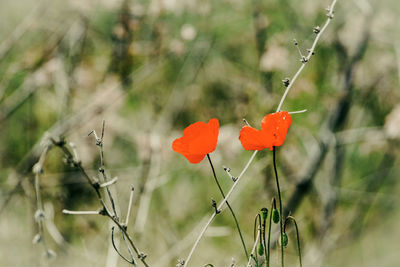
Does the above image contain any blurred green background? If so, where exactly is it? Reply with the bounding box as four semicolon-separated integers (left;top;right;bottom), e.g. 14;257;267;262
1;0;400;266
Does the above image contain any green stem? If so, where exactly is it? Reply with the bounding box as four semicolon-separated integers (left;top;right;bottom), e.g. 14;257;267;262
266;198;275;267
284;216;302;267
262;211;267;261
273;147;284;267
253;213;261;262
207;154;249;261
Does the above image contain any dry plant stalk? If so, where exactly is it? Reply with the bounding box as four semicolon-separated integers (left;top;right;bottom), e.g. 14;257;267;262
53;120;149;266
32;140;56;263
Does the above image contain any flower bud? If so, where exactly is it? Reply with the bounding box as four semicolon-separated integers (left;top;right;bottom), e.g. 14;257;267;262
272;209;280;224
261;208;268;221
280;232;288;247
257;243;264;256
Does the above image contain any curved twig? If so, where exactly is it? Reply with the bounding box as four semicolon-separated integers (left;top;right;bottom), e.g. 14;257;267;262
111;226;136;265
284;216;302;267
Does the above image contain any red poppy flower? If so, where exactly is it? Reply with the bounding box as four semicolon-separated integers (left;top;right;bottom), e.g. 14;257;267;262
172;118;219;164
239;111;292;151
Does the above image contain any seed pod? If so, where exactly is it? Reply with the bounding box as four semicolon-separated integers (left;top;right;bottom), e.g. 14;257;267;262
313;26;321;34
272;209;280;224
280;232;288;247
261;208;268;222
282;78;290;87
257;243;264;256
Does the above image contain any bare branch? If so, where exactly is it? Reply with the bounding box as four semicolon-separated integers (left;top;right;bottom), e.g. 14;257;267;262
62;210;100;215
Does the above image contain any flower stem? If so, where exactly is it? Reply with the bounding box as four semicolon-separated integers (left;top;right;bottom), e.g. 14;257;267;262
284;216;302;267
266;198;275;267
273;147;284;267
207;154;249;260
253;214;261;262
262;211;267;261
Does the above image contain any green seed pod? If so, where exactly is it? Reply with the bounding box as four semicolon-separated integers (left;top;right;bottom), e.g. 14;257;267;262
272;209;280;224
261;208;268;221
280;232;288;247
257;243;264;256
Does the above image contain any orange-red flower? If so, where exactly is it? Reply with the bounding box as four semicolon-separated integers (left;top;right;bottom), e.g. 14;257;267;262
239;111;292;151
172;118;219;163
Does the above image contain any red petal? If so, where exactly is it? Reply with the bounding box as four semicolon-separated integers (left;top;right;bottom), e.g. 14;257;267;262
207;118;219;140
183;154;207;164
182;121;207;140
172;118;219;164
188;118;219;155
172;137;187;154
239;126;268;151
261;111;292;148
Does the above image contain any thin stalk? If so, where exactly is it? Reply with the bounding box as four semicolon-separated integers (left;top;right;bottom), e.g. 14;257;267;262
63;210;100;215
276;0;338;112
207;154;249;260
284;216;302;267
52;139;149;267
266;198;275;267
125;185;135;225
273;147;284;267
253;214;261;262
183;151;258;267
32;144;52;259
95;120;118;217
91;122;135;261
247;217;261;267
111;227;136;265
261;211;267;261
